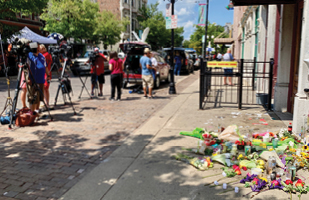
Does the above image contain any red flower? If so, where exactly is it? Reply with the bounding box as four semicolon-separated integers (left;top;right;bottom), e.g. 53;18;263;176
285;180;293;185
271;180;280;186
252;178;259;185
235;170;241;175
295;182;304;187
295;179;304;187
242;166;248;171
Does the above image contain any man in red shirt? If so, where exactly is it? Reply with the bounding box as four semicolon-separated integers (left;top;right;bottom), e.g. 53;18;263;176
85;48;107;97
40;44;52;108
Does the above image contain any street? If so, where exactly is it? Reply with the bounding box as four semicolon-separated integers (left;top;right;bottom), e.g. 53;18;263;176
0;71;197;199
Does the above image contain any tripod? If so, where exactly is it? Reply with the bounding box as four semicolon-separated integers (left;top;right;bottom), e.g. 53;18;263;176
0;34;13;119
9;59;53;129
53;57;76;115
77;71;92;99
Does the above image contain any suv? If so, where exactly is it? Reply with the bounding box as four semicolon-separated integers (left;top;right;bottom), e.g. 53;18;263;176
121;42;170;89
71;50;109;76
163;48;194;74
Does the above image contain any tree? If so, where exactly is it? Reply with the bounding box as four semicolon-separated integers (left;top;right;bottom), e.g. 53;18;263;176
183;40;190;48
137;3;184;50
0;0;48;40
188;23;227;55
40;0;98;42
93;11;128;49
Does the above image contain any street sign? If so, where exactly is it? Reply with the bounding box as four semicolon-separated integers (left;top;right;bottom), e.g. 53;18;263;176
166;16;171;29
166;15;177;29
166;3;171;17
202;35;205;43
171;15;177;29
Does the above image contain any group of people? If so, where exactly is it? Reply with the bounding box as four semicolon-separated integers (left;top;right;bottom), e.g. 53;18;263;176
84;48;124;101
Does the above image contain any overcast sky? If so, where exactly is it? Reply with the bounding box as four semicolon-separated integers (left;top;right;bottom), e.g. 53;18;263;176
147;0;234;40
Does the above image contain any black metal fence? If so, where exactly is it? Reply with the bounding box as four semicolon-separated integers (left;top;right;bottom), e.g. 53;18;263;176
199;58;274;110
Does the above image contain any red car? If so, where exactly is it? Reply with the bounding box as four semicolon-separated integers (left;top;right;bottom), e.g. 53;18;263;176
120;42;170;89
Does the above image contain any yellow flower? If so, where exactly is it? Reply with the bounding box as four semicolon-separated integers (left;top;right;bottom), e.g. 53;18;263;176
290;148;296;153
238;154;243;160
260;177;268;183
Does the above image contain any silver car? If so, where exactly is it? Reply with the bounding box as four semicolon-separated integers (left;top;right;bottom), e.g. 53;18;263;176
72;50;109;75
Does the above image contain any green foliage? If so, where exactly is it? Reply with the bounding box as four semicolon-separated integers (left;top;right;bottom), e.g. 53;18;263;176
221;167;237;177
187;23;227;55
94;11;128;49
137;3;184;50
183;40;190;48
41;0;127;48
0;0;48;40
41;0;98;42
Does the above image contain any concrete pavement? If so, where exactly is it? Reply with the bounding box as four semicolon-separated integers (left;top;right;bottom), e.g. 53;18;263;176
0;71;193;200
61;74;300;200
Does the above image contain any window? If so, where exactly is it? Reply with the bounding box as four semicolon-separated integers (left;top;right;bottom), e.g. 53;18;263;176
131;0;134;7
124;0;128;4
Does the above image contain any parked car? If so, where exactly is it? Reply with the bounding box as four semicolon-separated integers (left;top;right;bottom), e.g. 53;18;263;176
186;49;199;70
120;42;170;89
163;47;194;74
71;50;109;76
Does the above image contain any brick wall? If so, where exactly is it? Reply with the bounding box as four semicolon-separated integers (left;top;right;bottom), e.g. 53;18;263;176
97;0;121;18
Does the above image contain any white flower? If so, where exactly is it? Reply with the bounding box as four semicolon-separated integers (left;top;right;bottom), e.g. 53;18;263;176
222;172;227;177
214;181;219;185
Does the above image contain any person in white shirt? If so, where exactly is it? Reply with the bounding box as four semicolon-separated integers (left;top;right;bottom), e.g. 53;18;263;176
222;48;235;86
150;52;158;80
217;52;222;61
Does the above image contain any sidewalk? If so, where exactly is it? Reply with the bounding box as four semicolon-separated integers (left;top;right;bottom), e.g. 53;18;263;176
61;77;299;200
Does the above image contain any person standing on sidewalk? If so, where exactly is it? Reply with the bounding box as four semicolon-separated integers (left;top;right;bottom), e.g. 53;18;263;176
150;52;157;82
109;51;123;101
223;48;235;86
140;48;155;99
39;44;52;109
174;52;183;76
85;48;107;97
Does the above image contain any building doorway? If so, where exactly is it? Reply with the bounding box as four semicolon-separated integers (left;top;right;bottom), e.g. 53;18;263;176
287;0;303;113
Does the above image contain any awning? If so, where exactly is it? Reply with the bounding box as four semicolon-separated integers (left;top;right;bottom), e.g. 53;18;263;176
232;0;296;6
12;26;57;44
214;38;234;44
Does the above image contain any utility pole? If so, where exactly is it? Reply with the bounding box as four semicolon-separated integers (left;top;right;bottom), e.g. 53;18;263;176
130;0;132;41
168;0;176;94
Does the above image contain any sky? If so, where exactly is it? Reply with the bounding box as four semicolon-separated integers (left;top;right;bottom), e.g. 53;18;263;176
147;0;234;40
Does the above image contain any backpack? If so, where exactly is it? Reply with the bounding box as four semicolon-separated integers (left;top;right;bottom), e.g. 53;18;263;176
61;77;72;94
15;108;37;127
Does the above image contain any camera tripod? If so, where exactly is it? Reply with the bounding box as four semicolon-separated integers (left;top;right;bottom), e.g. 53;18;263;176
0;34;13;121
9;60;53;129
53;57;76;115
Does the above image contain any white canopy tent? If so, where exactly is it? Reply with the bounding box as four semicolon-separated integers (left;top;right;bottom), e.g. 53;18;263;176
12;26;57;44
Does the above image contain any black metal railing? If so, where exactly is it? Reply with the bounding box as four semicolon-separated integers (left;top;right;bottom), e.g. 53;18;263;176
200;58;274;110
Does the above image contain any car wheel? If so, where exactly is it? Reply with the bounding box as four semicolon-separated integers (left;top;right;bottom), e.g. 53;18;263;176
154;76;160;89
123;81;127;89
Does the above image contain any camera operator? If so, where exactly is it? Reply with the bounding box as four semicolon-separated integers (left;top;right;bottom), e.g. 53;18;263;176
27;43;47;114
39;44;52;109
84;48;107;97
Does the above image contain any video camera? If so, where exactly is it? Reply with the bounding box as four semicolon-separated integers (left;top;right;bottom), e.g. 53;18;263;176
89;51;99;63
48;44;72;57
10;37;32;58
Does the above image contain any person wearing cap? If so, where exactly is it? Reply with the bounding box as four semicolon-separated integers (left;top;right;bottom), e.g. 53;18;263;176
85;47;107;96
140;48;155;99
